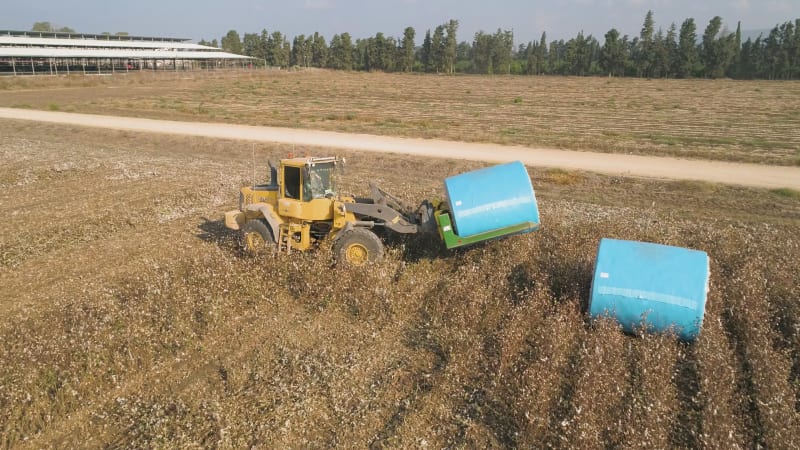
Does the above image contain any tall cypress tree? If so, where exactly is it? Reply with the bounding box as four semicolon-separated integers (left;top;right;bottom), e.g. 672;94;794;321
666;23;679;78
444;20;459;74
677;18;698;78
701;16;735;78
701;16;722;77
652;28;670;77
538;31;548;74
638;10;655;77
431;25;445;73
421;30;433;72
401;27;415;72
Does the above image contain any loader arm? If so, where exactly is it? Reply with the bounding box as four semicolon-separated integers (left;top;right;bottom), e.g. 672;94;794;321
343;202;420;234
369;183;417;216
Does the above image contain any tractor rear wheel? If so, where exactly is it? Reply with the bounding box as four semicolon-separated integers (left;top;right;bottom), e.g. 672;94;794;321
241;219;274;255
334;228;384;266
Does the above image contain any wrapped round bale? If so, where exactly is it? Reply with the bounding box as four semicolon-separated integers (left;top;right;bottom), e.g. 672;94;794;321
589;238;710;342
444;161;539;237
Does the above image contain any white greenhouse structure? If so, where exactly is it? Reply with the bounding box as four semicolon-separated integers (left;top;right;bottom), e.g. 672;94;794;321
0;30;253;76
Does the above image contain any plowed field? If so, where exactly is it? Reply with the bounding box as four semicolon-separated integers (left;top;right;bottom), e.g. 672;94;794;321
1;118;798;448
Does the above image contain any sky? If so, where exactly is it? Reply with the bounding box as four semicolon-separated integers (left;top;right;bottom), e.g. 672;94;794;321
4;0;797;44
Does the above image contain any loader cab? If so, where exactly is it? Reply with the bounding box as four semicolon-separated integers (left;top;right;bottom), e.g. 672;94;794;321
280;157;338;202
278;157;340;220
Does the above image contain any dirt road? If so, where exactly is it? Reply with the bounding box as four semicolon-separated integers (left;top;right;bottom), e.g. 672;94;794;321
2;107;799;190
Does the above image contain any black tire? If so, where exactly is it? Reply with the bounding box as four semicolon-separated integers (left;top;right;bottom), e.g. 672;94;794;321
241;219;274;255
333;228;384;266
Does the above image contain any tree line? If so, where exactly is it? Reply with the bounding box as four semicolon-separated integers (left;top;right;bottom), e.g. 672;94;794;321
200;11;797;80
30;22;130;37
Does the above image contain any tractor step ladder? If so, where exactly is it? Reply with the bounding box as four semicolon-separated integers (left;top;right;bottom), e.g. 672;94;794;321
277;224;291;254
277;223;304;254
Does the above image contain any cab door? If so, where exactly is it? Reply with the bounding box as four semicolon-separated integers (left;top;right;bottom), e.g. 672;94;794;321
281;165;302;201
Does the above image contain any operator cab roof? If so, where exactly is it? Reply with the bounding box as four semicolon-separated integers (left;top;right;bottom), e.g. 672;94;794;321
282;156;339;167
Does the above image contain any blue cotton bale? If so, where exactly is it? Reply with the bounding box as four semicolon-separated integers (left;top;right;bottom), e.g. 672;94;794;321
589;238;710;342
444;161;540;238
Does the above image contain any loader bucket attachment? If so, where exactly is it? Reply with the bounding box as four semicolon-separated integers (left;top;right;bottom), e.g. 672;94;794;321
435;211;539;249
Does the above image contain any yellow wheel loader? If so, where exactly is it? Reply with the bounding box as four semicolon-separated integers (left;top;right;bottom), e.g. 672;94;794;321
224;156;434;266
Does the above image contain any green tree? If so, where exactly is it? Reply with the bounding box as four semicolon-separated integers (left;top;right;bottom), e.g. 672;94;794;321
637;10;656;77
793;19;800;78
738;37;760;79
701;16;722;76
371;33;385;71
444;20;459;74
537;31;548;74
763;26;782;79
353;38;369;70
282;40;292;68
363;33;396;72
259;29;269;57
32;21;53;32
729;21;742;77
778;21;796;79
565;31;593;76
311;32;328;68
221;30;243;55
493;29;514;74
266;31;289;67
651;28;670;77
455;40;473;73
431;25;446;72
243;32;264;60
420;30;433;72
665;23;679;78
473;31;493;74
701;16;736;78
600;28;627;76
471;29;514;74
763;21;797;79
401;27;416;72
524;41;538;75
549;39;566;74
329;33;353;70
291;34;309;66
677;18;698;78
344;33;356;70
32;22;75;33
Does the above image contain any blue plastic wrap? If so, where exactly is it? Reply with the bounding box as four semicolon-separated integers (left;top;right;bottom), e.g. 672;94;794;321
589;238;710;341
444;161;539;237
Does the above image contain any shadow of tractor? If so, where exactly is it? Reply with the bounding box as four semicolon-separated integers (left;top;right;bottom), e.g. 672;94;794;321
196;217;240;253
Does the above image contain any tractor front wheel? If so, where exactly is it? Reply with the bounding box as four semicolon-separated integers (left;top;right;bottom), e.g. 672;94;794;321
333;228;384;266
241;220;274;255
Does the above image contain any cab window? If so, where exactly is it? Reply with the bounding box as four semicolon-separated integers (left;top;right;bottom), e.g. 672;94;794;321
303;163;336;201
